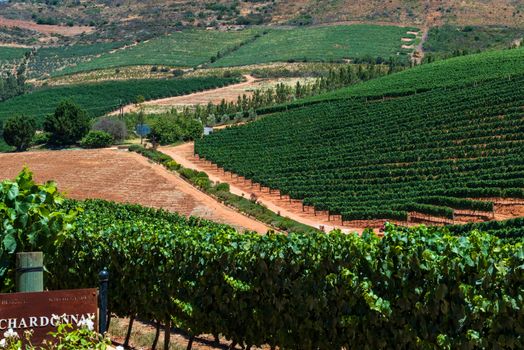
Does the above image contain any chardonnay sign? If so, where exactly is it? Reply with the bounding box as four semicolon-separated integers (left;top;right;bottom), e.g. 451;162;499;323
0;289;97;344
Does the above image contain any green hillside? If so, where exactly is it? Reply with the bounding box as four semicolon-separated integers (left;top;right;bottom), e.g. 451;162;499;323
302;47;524;102
0;76;237;125
195;48;524;222
29;41;129;78
54;30;260;76
0;46;29;62
211;25;416;67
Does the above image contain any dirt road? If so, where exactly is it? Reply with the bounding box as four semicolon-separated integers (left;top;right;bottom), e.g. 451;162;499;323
0;149;269;233
108;75;313;115
109;75;258;115
161;143;362;234
161;143;524;233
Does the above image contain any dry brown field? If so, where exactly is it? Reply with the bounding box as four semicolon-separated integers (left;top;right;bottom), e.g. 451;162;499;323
0;148;269;233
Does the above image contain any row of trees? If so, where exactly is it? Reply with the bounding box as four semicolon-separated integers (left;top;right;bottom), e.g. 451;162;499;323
1;100;125;151
2;99;206;152
180;63;392;126
2;100;91;151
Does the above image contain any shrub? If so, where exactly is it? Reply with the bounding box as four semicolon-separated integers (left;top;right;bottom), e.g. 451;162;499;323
215;182;230;192
2;115;36;151
31;132;50;146
92;117;127;142
165;160;181;171
80;131;113;149
43;100;90;146
149;115;182;145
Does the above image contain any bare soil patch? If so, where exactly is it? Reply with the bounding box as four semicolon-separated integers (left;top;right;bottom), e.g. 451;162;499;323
109;75;315;115
110;317;271;350
0;149;269;233
0;16;93;36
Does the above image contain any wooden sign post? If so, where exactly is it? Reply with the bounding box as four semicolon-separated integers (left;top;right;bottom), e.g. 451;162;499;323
0;289;98;344
16;252;44;292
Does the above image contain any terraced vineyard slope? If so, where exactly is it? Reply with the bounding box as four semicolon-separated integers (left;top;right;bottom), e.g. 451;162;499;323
196;48;524;224
28;41;129;78
54;30;261;76
210;25;416;67
298;47;524;103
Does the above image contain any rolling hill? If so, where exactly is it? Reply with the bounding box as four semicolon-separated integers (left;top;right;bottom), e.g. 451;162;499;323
195;47;524;223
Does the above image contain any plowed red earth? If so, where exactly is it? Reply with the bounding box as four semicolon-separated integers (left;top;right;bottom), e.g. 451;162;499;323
0;149;269;233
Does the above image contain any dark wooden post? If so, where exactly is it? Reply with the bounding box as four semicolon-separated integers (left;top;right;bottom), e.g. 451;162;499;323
98;268;109;334
16;252;43;292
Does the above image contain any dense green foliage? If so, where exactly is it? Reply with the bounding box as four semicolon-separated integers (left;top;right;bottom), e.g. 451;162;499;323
304;47;524;102
0;169;75;292
149;113;203;145
56;30;260;75
40;198;523;349
2;115;36;151
80;130;113;149
423;25;524;62
44;100;90;146
0;140;11;152
0;77;238;126
0;46;29;62
448;217;524;244
196;69;524;221
211;25;415;67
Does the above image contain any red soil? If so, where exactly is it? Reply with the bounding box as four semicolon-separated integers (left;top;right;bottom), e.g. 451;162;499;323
0;149;269;233
0;16;93;37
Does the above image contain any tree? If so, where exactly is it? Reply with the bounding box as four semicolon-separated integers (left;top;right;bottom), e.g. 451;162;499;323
2;115;36;152
43;100;90;146
93;117;127;142
80;130;113;149
148;114;182;145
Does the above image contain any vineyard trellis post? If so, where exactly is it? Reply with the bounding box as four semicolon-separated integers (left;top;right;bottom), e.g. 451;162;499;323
98;268;109;334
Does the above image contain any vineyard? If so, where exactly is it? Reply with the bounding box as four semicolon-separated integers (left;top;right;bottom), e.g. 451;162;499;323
28;41;129;78
29;25;416;78
448;217;524;244
41;198;523;349
0;46;29;73
0;76;238;125
209;25;416;67
301;47;524;102
0;46;29;62
54;30;261;76
195;49;524;223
